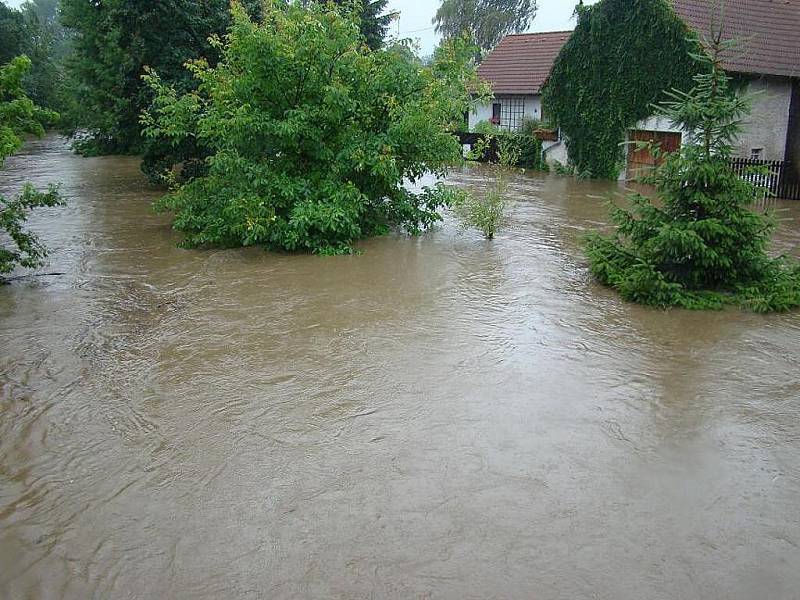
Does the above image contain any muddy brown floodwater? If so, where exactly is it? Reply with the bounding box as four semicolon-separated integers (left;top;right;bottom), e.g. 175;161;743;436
1;136;800;599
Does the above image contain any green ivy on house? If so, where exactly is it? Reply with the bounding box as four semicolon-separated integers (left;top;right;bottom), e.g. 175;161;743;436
542;0;701;179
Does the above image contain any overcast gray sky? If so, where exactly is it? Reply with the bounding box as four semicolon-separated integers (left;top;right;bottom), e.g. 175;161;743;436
2;0;592;55
389;0;593;55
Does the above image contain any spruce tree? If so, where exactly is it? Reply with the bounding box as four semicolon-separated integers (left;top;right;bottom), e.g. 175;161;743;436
331;0;393;50
586;36;800;312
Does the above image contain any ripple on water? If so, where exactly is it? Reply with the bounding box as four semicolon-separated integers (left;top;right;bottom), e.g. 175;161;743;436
1;137;800;599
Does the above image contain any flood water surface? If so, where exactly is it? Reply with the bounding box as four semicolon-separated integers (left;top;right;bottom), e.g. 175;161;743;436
2;137;800;599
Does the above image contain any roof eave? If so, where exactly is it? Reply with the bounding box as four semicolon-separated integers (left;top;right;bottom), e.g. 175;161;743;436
490;88;541;96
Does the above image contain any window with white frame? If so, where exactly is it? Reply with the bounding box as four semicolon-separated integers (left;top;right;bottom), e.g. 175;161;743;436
498;96;525;132
750;148;763;161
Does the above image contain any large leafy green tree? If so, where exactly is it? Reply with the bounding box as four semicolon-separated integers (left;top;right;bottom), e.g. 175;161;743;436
1;56;63;278
542;0;700;179
0;1;74;116
321;0;394;50
20;0;70;61
585;37;800;312
0;3;27;65
433;0;537;52
294;1;395;50
142;1;482;254
17;0;73;115
60;0;262;156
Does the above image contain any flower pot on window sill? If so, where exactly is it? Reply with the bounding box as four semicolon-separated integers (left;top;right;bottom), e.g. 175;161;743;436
534;128;559;142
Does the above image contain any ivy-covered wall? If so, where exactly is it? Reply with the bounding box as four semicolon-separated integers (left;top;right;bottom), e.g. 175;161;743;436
541;0;701;179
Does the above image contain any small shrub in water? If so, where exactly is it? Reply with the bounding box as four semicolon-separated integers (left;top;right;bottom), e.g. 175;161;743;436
452;143;517;240
551;160;574;176
450;177;510;240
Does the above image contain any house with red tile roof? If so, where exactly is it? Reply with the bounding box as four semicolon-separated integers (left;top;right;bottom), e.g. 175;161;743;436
629;0;800;185
467;31;571;132
471;0;800;190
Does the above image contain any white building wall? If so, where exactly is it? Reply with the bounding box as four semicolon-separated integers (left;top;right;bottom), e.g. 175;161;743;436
634;115;682;133
543;140;568;165
735;76;792;161
629;76;793;162
524;95;543;122
469;94;542;131
469;101;494;130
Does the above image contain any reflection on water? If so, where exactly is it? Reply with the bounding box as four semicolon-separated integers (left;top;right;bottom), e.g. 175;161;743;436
1;137;799;599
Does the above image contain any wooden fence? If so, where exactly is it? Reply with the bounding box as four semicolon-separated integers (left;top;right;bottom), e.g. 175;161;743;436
454;139;800;200
729;158;800;200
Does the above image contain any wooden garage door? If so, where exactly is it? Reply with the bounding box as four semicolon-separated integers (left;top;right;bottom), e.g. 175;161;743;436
627;130;682;179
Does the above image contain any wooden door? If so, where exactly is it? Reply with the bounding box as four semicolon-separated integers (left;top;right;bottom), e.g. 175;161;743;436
627;130;682;179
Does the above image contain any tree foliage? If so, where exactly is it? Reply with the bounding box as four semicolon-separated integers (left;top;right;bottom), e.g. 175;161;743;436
467;125;546;171
17;0;73;116
0;3;27;66
321;0;394;50
0;1;73;118
542;0;700;179
60;0;263;157
585;38;800;312
58;0;391;162
1;56;63;278
142;1;483;255
433;0;537;53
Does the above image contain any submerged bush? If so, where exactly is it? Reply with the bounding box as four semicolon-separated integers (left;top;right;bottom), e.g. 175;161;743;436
452;137;517;240
1;56;63;278
472;119;501;135
142;1;484;255
451;176;510;240
586;39;800;312
467;128;546;171
514;134;546;171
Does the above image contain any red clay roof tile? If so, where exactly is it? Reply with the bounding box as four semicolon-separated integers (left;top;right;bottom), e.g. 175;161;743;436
476;31;572;95
672;0;800;78
476;1;799;93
